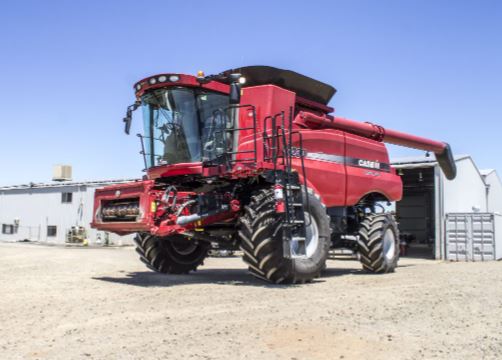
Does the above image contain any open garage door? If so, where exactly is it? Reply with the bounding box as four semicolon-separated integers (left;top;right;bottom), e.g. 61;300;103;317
396;167;436;258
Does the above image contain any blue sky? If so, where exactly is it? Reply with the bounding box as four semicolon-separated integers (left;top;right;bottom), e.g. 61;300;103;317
0;0;500;185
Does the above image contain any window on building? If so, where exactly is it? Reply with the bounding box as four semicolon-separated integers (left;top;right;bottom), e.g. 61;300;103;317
2;224;15;234
47;225;57;237
61;192;73;203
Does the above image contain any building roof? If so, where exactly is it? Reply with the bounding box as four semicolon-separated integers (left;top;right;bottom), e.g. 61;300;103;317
0;179;140;191
391;154;470;166
391;154;494;186
480;169;496;177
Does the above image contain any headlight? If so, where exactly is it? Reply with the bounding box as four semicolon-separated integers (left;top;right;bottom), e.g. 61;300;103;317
135;83;142;91
149;78;157;85
169;75;180;82
158;75;167;82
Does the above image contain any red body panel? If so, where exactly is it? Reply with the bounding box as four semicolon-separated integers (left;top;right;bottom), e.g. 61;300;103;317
291;129;347;206
147;162;204;179
344;133;402;204
237;85;296;163
91;180;156;235
289;130;402;206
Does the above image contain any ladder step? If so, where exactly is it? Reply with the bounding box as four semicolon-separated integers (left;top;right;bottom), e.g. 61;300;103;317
286;185;301;190
291;203;303;207
291;237;306;242
283;222;304;227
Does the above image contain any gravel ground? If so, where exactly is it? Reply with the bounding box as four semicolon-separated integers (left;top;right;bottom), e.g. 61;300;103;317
0;242;501;360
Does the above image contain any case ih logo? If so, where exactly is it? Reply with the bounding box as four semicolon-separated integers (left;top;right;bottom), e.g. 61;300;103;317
358;159;381;169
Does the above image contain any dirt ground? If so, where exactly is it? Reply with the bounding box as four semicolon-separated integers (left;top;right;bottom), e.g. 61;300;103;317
0;242;501;360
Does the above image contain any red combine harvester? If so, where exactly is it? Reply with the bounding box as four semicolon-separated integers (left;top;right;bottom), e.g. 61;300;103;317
91;66;456;284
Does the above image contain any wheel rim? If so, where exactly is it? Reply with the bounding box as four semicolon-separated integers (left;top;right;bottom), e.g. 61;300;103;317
171;241;198;256
304;212;319;258
383;228;396;261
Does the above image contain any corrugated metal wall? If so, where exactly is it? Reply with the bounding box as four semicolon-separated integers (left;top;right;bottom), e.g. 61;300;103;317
484;172;502;214
0;185;134;245
496;214;502;260
442;158;488;214
445;213;500;261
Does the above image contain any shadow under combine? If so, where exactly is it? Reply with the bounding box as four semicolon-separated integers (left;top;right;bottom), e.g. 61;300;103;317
92;262;393;288
94;269;289;288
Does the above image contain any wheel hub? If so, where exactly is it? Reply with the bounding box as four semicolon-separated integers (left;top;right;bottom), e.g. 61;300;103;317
383;228;396;261
171;241;198;256
304;212;319;258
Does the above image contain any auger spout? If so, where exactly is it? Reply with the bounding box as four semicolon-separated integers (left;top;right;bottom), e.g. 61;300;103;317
296;112;457;180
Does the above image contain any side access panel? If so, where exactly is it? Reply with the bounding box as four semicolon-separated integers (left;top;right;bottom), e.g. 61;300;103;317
237;85;296;164
291;129;346;207
344;133;402;205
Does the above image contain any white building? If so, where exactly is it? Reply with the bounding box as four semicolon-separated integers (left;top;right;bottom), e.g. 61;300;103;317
0;180;137;245
391;155;502;260
481;169;502;215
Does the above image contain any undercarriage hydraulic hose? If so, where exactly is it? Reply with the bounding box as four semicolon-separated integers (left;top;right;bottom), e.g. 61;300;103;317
175;200;197;217
176;200;202;225
176;213;202;225
163;185;178;208
175;201;235;226
175;200;199;225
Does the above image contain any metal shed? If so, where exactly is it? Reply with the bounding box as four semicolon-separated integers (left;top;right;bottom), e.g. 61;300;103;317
0;180;137;245
481;169;502;215
392;155;502;260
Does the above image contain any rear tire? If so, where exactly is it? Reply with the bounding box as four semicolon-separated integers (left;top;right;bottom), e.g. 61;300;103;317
357;213;399;273
238;188;330;284
134;233;209;274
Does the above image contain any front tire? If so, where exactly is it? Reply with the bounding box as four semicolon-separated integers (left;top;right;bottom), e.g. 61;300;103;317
238;188;330;284
134;233;209;274
357;213;400;273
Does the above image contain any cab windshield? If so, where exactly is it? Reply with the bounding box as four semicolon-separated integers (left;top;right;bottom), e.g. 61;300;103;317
141;87;229;168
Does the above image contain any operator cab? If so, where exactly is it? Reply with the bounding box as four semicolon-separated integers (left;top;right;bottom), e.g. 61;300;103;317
141;87;229;167
122;72;235;173
123;66;336;174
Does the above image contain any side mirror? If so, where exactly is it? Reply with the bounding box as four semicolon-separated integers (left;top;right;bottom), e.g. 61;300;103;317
228;73;243;105
123;111;132;135
229;83;241;104
123;102;140;135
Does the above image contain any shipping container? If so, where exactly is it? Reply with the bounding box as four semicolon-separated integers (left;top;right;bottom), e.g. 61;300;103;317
446;213;501;261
